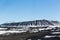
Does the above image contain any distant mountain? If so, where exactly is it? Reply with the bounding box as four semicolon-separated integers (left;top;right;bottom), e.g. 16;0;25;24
0;20;60;27
51;21;60;26
51;21;60;24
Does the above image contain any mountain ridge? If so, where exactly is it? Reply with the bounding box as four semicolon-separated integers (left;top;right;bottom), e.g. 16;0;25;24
1;19;60;27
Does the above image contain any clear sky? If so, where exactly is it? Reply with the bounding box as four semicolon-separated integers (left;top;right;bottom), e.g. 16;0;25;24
0;0;60;24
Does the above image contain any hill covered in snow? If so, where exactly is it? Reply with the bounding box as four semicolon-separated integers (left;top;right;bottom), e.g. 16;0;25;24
0;19;60;27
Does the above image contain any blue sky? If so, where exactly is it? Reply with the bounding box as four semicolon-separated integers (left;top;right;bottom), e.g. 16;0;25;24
0;0;60;24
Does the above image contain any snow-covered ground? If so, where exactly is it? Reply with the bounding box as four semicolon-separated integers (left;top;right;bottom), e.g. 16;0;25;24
0;28;7;31
0;31;26;35
0;25;60;35
44;35;56;38
52;32;60;34
0;28;26;35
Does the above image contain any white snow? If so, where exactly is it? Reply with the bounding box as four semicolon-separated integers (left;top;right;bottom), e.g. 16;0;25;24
52;32;60;34
44;35;56;38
